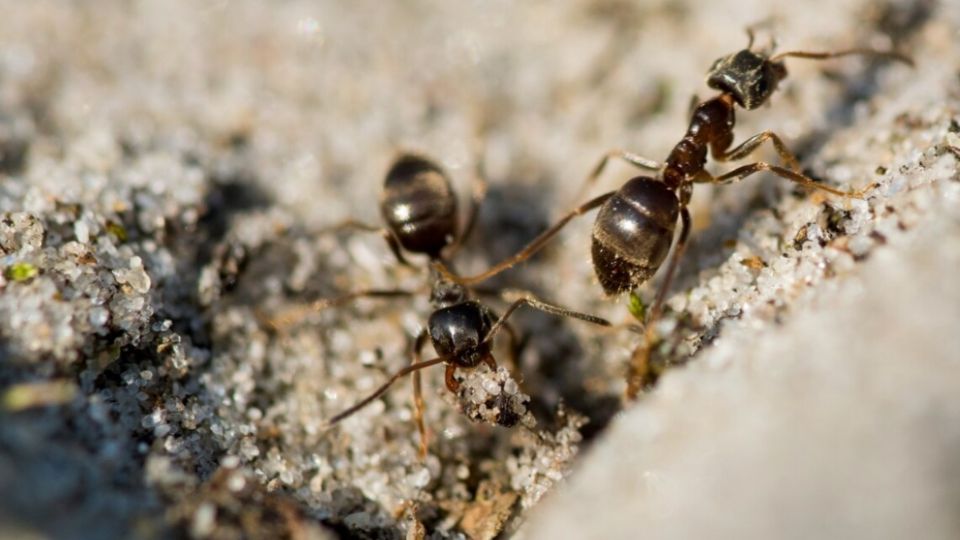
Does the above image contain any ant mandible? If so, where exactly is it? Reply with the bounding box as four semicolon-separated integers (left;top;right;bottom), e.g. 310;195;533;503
434;28;912;398
271;153;611;457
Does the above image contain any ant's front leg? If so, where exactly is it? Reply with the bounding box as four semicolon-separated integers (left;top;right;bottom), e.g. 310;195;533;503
444;364;460;392
714;131;802;173
699;161;874;198
687;94;700;119
324;220;412;267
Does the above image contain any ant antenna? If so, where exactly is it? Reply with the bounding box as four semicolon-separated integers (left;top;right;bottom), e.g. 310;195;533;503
770;47;914;66
326;356;448;426
744;17;778;51
480;288;612;349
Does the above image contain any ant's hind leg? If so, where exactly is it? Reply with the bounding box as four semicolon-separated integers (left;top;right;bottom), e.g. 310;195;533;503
572;149;662;204
410;330;430;459
702;161;874;198
714;131;802;172
436;191;615;286
324;220;412;267
265;288;422;332
446;151;489;258
626;207;691;400
382;232;412;267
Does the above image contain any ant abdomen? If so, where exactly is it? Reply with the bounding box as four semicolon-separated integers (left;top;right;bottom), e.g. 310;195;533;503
427;300;495;368
380;154;458;258
591;177;679;295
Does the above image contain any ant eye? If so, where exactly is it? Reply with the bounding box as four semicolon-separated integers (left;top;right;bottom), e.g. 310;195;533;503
755;78;769;96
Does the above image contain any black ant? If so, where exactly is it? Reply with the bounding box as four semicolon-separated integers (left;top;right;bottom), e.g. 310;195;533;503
434;29;912;398
271;153;611;457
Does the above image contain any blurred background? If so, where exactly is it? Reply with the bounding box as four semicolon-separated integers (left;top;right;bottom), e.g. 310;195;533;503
0;0;957;538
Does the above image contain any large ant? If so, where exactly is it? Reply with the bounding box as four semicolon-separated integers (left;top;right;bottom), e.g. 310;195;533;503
435;29;912;398
272;153;611;457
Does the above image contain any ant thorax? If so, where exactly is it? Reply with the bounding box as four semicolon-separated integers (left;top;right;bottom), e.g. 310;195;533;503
429;274;469;308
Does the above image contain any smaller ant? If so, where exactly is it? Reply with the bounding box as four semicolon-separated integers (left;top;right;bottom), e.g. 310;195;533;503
272;153;611;457
434;29;912;398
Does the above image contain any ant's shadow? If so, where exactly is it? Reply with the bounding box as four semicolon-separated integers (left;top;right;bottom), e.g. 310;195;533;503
466;178;621;437
466;179;554;268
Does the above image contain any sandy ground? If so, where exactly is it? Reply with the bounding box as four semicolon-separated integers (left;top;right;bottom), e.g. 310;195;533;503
0;0;957;538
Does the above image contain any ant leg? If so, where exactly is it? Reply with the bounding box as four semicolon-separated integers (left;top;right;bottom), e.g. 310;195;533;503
435;191;615;286
326;357;447;426
626;207;691;400
770;48;913;67
445;364;459;392
446;155;489;258
700;161;873;198
714;131;802;172
325;219;379;233
324;220;411;267
410;330;430;459
482;289;611;348
382;231;412;267
687;94;700;120
471;288;522;373
501;322;520;375
266;288;422;331
572;149;662;204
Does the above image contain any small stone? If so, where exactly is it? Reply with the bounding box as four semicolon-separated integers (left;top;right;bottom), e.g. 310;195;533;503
482;378;502;396
89;307;109;327
191;503;217;538
410;467;431;488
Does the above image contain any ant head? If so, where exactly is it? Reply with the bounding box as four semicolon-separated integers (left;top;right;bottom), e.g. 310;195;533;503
427;300;494;368
706;49;787;110
380;153;459;258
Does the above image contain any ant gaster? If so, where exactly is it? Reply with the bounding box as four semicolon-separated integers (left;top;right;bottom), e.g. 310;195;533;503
274;153;610;457
435;29;912;398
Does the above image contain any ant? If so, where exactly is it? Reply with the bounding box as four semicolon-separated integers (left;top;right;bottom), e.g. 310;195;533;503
271;153;611;457
433;28;913;398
